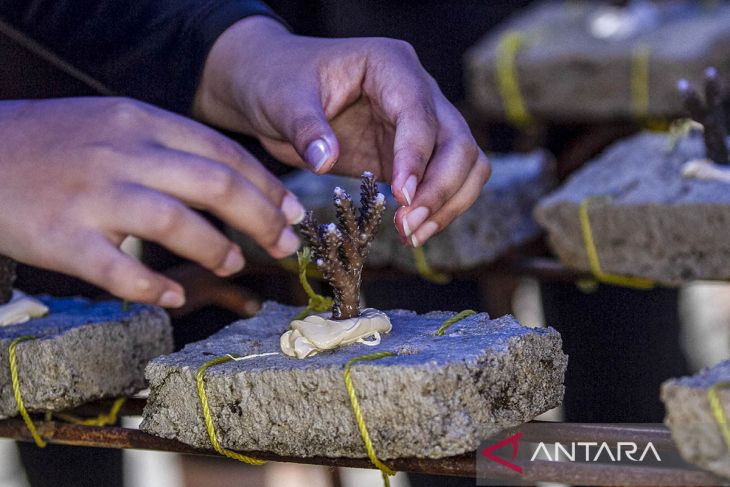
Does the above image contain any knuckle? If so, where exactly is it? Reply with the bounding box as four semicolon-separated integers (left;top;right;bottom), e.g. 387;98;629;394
424;181;452;208
201;167;237;201
455;136;479;162
433;184;452;206
105;98;145;128
92;256;127;294
205;133;244;162
290;114;324;148
390;39;417;58
149;201;185;236
419;100;437;127
394;146;427;168
476;154;492;182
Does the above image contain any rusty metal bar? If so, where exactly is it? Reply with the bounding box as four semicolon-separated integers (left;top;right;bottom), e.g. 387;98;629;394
0;420;474;477
0;416;721;483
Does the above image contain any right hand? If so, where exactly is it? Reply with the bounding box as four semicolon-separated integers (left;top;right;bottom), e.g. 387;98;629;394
0;97;303;307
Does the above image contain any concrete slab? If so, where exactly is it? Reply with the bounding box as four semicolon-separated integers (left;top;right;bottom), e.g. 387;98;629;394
535;131;730;286
0;297;171;418
141;302;566;459
466;1;730;122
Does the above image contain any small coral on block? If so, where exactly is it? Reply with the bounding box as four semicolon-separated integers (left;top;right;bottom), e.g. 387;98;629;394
298;172;385;320
678;67;729;165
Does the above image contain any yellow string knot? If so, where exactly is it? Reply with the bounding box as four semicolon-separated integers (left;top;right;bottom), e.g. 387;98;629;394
196;354;266;465
578;197;654;290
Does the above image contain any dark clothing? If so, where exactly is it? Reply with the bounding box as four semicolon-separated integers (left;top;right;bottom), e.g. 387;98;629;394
0;0;278;113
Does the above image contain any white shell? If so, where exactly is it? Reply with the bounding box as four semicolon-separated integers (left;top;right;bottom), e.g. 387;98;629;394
280;308;392;359
0;290;49;327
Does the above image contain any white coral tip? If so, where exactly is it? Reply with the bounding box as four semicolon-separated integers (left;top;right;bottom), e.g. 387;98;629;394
375;193;385;205
363;171;373;177
326;223;337;233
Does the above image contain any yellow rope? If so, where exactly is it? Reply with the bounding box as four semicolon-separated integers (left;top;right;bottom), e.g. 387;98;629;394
279;254;324;280
411;247;451;284
630;43;651;121
344;352;397;486
435;310;477;336
195;354;266;465
9;336;46;447
495;31;535;128
53;397;126;426
291;248;333;321
708;381;730;452
578;198;654;290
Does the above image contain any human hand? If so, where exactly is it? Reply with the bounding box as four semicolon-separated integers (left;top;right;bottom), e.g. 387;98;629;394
0;97;303;306
193;17;491;247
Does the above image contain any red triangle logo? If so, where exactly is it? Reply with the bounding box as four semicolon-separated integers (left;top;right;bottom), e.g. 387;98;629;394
481;431;524;474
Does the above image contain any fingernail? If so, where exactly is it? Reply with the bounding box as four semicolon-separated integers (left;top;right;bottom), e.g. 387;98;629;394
411;221;438;247
281;192;306;224
304;139;330;172
218;247;245;275
277;227;301;255
158;290;185;308
401;175;417;206
404;207;429;237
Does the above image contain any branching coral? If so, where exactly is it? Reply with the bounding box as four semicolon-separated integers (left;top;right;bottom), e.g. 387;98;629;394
298;172;385;320
678;67;729;165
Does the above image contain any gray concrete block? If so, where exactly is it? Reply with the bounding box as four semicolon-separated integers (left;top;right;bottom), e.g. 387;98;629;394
535;131;730;286
466;1;730;122
141;302;566;459
231;150;555;273
0;297;171;418
662;360;730;478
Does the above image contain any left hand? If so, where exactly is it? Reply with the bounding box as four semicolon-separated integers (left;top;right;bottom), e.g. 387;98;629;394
193;16;490;247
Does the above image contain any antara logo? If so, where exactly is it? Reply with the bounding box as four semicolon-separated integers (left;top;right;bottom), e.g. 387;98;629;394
530;441;661;462
480;432;662;475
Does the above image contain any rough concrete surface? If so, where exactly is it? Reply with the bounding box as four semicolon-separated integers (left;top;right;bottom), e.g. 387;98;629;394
231;150;555;273
141;302;566;459
662;360;730;479
466;1;730;122
0;297;171;418
535;132;730;286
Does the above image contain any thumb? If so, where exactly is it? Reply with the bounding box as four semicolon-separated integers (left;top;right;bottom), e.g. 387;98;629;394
283;100;340;174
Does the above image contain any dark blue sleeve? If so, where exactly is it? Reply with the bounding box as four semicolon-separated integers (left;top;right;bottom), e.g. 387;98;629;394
0;0;281;114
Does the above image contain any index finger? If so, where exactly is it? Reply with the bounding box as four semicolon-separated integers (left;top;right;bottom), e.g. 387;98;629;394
141;104;302;218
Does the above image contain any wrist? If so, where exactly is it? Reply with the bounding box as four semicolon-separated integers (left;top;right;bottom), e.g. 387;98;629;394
192;16;290;132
